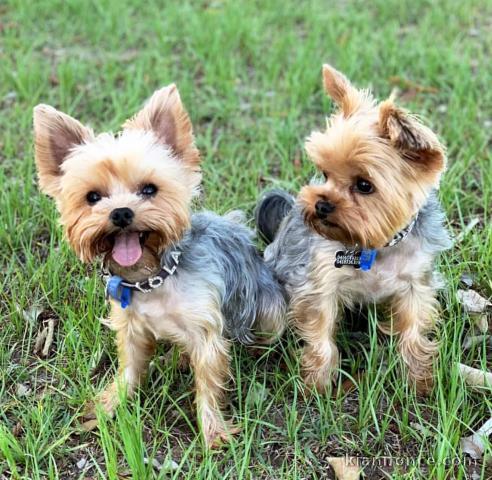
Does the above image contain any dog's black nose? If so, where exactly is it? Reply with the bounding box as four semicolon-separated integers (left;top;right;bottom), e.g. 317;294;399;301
110;207;134;228
315;200;335;218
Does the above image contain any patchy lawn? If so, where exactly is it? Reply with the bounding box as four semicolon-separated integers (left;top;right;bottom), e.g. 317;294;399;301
0;0;491;478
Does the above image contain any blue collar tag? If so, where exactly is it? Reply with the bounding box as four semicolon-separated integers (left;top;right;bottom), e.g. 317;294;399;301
359;249;377;271
335;248;377;271
106;275;132;308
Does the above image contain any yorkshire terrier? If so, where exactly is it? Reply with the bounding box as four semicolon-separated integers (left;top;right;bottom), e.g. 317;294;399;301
256;64;451;394
33;85;286;445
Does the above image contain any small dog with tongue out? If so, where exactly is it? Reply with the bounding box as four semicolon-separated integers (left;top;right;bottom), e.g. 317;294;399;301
33;85;286;446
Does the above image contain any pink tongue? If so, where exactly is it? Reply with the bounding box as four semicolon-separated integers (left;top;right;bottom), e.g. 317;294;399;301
112;232;142;267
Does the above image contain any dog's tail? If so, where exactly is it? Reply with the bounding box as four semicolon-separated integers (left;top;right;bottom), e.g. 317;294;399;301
255;189;295;245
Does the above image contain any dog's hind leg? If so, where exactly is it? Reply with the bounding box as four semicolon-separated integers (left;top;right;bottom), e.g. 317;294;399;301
186;321;239;447
253;282;287;345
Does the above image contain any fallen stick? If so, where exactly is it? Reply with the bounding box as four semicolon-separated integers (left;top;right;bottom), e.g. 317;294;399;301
33;327;48;354
42;318;56;357
457;363;492;389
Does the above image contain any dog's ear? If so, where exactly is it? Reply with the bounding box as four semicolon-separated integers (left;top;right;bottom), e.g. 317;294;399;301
379;99;446;173
33;105;93;197
322;64;367;117
123;84;200;168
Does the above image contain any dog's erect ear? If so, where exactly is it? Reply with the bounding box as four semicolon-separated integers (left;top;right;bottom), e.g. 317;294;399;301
322;64;367;117
379;99;446;173
123;84;200;168
33;105;93;197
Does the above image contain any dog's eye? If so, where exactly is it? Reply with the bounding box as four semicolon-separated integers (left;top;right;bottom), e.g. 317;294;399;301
322;171;329;181
354;178;374;194
86;191;102;205
139;183;158;197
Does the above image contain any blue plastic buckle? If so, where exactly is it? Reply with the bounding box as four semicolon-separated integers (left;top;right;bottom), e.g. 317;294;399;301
106;276;132;308
359;249;377;271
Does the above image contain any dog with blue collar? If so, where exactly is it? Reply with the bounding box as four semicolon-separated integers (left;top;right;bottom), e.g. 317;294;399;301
33;85;286;447
255;64;451;396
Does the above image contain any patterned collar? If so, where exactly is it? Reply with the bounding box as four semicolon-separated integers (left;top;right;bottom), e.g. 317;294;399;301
103;250;181;308
334;213;418;271
385;213;419;247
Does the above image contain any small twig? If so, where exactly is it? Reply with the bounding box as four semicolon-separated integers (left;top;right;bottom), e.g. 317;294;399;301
33;327;48;354
41;318;56;357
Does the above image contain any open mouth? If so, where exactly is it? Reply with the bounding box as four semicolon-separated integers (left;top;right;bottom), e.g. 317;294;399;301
110;231;149;267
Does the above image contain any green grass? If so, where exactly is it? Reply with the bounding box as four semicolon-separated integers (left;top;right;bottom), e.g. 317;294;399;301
1;0;491;478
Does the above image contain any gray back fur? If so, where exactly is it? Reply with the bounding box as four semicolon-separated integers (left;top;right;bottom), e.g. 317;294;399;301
413;191;453;254
161;211;286;344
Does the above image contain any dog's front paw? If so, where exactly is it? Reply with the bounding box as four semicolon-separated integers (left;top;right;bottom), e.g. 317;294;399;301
202;418;241;448
79;400;99;431
400;338;436;396
80;385;120;431
302;368;337;394
96;383;120;415
408;370;434;396
302;346;339;394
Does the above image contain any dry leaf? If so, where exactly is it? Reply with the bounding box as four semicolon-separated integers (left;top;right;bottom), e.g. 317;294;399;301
474;313;489;334
460;273;475;288
117;471;132;479
49;74;59;86
248;382;270;404
22;306;44;325
327;457;361;480
144;456;179;472
461;417;492;460
463;335;492;350
457;289;491;313
16;383;31;397
457;363;492;389
76;458;88;470
11;421;22;438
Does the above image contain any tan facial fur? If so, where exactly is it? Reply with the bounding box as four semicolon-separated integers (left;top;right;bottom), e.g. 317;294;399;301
33;85;201;277
299;64;446;249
